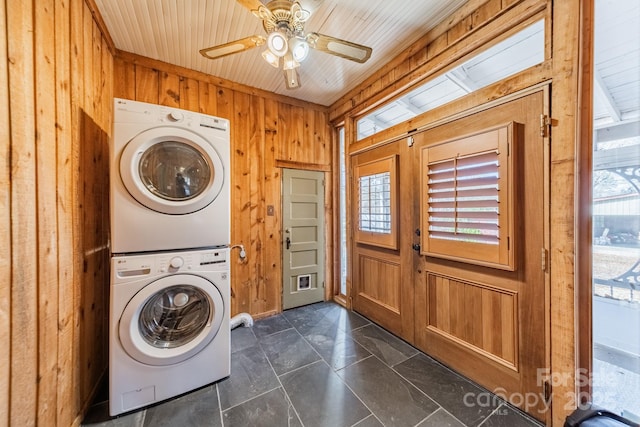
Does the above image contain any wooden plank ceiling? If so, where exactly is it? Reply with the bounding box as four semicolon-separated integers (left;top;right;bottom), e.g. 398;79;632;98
93;0;467;106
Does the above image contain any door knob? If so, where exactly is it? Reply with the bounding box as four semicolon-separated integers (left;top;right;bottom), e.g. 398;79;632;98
412;243;421;252
286;236;291;250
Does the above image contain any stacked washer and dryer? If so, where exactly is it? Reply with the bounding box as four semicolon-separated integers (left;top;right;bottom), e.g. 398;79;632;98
109;98;231;416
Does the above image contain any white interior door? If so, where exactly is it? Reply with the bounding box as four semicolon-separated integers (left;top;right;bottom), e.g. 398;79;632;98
282;169;325;310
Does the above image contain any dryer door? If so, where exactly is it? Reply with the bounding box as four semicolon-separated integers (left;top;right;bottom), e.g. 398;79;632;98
120;126;225;215
119;274;224;366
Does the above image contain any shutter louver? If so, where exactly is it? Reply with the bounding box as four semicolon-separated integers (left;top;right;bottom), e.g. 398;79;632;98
427;150;500;244
420;123;517;271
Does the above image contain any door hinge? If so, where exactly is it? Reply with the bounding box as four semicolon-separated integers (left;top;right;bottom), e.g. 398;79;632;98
540;114;552;138
544;380;552;403
541;248;548;272
322;281;325;288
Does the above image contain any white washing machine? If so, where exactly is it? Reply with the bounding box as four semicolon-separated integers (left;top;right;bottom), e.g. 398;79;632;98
109;248;230;416
111;98;230;254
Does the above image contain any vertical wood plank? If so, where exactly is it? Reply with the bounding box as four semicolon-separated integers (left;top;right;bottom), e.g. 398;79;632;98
323;167;333;301
0;0;11;423
7;0;38;424
314;110;328;165
264;98;281;313
159;70;180;107
35;0;60;422
198;82;218;116
304;108;315;164
79;2;97;404
99;33;113;389
550;0;584;421
277;103;291;161
82;1;94;118
464;284;483;348
449;280;462;338
249;96;266;314
428;276;439;327
113;57;135;100
70;0;84;415
481;289;499;355
232;91;252;316
54;0;75;424
291;105;304;162
436;276;450;333
135;65;159;104
500;293;515;363
179;77;199;112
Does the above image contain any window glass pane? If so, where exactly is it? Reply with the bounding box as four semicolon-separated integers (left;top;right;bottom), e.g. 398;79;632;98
427;151;500;244
591;0;640;418
359;171;392;234
356;20;545;140
339;128;347;295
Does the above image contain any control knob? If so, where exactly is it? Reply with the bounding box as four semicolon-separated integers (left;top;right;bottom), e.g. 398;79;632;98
168;111;184;122
169;256;184;269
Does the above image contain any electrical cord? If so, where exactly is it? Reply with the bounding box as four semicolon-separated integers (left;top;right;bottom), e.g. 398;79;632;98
229;244;246;259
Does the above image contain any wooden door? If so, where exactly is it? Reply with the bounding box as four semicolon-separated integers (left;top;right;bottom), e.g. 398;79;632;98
351;141;414;342
282;169;325;309
413;90;549;421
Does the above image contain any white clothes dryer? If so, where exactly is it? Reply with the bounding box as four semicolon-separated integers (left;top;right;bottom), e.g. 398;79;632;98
111;98;230;254
109;248;230;416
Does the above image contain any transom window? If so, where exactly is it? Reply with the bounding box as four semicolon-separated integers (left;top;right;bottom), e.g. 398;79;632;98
357;20;544;141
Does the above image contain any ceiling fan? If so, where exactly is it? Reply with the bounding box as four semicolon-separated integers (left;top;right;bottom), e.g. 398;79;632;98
199;0;373;89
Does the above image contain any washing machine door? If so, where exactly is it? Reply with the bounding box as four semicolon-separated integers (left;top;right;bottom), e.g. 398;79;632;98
119;274;225;366
120;126;225;215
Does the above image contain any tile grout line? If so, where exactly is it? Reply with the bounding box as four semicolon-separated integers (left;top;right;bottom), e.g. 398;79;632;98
215;383;225;427
256;326;307;427
286;311;384;427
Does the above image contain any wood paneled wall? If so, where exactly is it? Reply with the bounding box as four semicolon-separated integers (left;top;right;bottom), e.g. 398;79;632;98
112;52;333;319
2;0;112;425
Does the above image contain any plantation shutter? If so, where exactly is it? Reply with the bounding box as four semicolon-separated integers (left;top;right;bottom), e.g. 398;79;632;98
421;123;518;270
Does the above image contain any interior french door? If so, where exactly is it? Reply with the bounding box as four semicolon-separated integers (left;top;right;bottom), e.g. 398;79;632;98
412;88;550;422
351;141;415;342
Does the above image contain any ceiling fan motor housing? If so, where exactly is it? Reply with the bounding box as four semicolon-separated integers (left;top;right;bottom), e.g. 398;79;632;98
259;0;309;36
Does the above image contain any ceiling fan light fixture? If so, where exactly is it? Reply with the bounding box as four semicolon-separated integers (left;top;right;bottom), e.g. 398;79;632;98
262;49;280;68
266;31;288;57
289;37;309;62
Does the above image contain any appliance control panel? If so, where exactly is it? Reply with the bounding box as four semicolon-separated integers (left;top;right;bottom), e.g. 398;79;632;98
114;98;229;133
112;248;229;279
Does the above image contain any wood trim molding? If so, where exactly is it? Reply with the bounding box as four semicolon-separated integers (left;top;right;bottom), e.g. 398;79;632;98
84;0;116;55
329;0;546;122
275;159;331;171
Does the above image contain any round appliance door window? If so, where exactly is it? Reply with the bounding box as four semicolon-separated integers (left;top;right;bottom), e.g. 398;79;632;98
139;141;210;202
120;126;224;215
119;274;224;366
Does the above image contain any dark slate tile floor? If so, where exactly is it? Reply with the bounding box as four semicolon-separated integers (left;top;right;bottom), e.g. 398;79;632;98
82;301;544;427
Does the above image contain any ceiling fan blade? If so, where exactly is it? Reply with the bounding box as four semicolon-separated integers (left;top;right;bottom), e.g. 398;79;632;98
235;0;264;13
200;35;266;60
305;32;372;63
